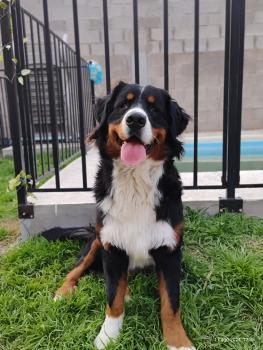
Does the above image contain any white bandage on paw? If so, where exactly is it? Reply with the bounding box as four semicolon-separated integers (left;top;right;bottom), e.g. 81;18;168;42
94;313;124;349
168;346;197;350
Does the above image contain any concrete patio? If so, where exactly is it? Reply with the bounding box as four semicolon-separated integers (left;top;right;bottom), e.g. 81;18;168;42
20;145;263;239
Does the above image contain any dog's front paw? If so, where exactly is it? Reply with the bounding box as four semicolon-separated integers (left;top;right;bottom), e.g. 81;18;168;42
53;284;77;301
94;314;124;349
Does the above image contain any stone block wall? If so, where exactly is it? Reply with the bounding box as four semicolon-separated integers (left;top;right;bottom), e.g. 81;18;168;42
21;0;263;131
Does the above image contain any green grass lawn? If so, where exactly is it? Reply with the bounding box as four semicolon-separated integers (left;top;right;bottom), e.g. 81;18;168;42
0;157;19;244
0;152;80;244
0;157;17;220
0;211;262;350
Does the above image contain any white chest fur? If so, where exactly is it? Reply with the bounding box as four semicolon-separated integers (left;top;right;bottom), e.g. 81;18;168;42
99;159;176;269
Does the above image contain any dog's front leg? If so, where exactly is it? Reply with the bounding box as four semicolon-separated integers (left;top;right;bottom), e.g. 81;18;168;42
94;245;129;349
151;246;196;350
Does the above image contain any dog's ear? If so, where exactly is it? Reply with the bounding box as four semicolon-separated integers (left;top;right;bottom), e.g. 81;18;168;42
88;81;127;142
95;96;108;124
169;98;190;140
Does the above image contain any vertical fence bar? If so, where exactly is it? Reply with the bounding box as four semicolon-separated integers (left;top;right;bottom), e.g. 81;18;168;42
61;43;71;158
102;0;111;94
91;78;96;127
70;51;78;153
163;0;169;91
193;0;199;188
226;0;245;199
0;80;5;147
12;1;36;183
0;3;27;206
133;0;140;84
21;10;38;180
37;22;51;171
57;41;67;160
222;0;231;187
42;0;60;188
29;16;45;176
53;36;64;161
66;46;74;156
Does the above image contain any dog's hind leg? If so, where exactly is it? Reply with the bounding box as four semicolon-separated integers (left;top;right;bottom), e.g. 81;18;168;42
54;238;102;300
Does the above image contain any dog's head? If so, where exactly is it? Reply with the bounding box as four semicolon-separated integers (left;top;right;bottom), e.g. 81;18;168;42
89;82;190;164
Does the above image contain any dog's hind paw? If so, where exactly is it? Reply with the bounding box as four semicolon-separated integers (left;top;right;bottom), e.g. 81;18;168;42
94;314;124;349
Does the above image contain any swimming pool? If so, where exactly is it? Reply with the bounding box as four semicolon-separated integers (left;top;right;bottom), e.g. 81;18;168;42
184;140;263;158
176;139;263;172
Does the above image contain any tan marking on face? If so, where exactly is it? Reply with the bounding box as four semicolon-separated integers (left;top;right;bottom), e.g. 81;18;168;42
106;123;126;158
55;239;102;297
147;95;156;104
106;273;128;317
149;127;167;161
126;92;135;101
159;272;193;348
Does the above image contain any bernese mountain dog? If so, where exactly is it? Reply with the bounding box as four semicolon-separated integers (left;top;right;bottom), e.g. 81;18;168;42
55;82;196;350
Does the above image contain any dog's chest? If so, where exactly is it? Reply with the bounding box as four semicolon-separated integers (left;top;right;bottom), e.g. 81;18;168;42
99;159;176;269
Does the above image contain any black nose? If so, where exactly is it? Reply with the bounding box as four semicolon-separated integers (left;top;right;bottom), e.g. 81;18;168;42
126;114;146;129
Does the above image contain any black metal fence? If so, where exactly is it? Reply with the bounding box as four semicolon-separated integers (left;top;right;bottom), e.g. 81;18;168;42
0;0;94;190
0;0;262;217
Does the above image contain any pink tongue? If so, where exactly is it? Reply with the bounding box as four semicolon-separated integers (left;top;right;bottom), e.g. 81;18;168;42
121;142;146;166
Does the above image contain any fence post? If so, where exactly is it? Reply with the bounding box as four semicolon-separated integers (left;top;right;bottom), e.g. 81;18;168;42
220;0;245;213
102;0;111;94
0;2;31;217
42;0;60;189
11;0;36;183
72;0;87;189
133;0;139;84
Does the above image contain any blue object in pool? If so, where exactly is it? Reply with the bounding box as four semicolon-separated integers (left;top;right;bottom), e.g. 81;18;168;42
184;140;263;158
88;61;103;85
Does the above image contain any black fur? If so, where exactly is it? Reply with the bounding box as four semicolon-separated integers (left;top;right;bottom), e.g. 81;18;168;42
91;82;190;160
156;158;184;227
60;83;190;336
90;83;189;320
102;246;129;307
150;245;182;313
94;159;113;204
75;238;103;272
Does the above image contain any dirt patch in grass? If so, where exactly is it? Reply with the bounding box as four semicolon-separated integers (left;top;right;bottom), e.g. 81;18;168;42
0;157;20;254
244;235;263;250
0;218;20;256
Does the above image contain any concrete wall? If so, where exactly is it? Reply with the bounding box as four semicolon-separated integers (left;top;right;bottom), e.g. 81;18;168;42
20;0;263;131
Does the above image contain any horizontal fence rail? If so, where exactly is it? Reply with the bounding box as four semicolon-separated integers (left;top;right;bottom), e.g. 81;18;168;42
0;0;262;216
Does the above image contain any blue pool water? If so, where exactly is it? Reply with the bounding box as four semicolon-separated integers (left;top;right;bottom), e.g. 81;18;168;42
184;140;263;158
